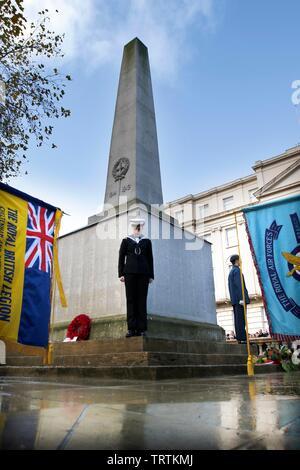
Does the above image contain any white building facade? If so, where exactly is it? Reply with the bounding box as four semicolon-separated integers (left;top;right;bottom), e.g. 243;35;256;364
165;145;300;335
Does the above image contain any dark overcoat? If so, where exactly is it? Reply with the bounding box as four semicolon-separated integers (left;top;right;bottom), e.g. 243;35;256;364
228;265;250;305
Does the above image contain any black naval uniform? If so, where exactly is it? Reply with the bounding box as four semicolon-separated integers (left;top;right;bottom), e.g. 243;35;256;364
228;265;250;342
118;235;154;333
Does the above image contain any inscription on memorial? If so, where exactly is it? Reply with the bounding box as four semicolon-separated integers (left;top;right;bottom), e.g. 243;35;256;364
121;184;131;193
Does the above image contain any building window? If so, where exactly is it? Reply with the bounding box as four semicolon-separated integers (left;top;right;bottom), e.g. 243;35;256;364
248;189;258;202
198;204;209;219
174;209;184;224
223;196;234;211
225;227;238;247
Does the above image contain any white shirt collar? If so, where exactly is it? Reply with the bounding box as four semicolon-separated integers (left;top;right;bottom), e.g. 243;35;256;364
127;234;147;243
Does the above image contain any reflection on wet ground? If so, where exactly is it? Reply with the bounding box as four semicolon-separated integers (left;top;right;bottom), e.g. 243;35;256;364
0;372;300;449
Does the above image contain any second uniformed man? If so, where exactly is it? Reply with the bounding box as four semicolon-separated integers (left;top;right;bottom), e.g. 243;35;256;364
228;254;250;343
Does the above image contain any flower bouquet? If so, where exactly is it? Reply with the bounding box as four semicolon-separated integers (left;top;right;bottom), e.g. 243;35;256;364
254;343;300;372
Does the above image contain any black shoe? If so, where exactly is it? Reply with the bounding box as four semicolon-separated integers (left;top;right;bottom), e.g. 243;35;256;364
137;331;146;337
125;330;135;338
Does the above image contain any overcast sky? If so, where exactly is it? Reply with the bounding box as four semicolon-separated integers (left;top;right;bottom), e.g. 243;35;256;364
7;0;300;234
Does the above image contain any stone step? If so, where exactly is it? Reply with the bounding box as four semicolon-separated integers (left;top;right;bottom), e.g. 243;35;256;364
52;351;249;367
0;364;281;381
4;340;45;358
3;337;258;368
6;356;44;366
52;337;255;356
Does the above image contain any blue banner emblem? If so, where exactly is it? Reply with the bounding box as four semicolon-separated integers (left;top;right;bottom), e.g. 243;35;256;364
243;194;300;340
265;220;300;319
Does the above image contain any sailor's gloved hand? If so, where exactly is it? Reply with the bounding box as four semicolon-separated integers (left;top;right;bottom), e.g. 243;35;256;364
149;278;154;284
119;276;125;282
239;300;244;306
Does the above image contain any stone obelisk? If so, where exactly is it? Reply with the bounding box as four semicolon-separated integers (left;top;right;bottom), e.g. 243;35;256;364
104;38;163;209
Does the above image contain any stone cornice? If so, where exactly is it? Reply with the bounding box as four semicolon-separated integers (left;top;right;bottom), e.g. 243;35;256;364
252;145;300;170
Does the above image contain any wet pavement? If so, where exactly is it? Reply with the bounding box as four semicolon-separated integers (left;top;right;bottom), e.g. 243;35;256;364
0;372;300;450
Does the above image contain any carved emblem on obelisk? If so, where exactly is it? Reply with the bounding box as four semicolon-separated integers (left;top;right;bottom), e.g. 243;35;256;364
112;158;130;182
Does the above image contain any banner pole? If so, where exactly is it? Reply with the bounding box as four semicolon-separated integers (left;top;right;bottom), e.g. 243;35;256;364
234;212;254;376
44;210;61;366
47;271;56;365
44;275;54;366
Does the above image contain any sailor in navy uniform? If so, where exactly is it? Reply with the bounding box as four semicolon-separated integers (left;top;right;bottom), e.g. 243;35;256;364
118;218;154;337
228;254;250;343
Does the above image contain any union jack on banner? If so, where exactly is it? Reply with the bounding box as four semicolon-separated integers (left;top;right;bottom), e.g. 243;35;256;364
25;202;55;273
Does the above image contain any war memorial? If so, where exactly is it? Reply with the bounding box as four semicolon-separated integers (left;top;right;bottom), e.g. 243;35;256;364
0;38;299;453
1;38;259;378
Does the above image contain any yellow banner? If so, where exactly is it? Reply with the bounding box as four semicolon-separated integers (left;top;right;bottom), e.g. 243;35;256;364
53;209;67;308
0;190;27;341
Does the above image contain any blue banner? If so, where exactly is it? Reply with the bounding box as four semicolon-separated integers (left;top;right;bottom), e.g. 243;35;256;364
243;194;300;340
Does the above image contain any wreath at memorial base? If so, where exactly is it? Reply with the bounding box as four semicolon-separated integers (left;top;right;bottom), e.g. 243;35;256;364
66;314;91;341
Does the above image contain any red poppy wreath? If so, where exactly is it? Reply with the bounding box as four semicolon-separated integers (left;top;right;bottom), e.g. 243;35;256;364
66;314;91;341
